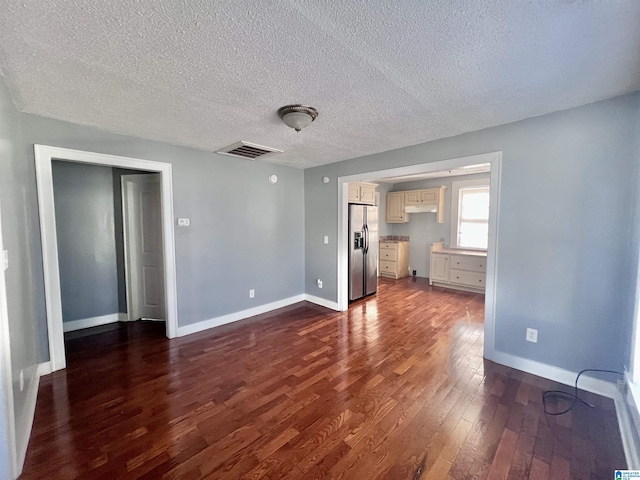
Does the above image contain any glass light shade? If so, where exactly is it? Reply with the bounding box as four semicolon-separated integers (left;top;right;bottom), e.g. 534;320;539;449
282;111;313;131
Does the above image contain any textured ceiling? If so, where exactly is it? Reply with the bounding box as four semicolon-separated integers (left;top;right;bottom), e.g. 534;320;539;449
1;1;639;168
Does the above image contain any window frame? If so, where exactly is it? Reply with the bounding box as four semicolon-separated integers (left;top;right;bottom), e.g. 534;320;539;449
450;178;490;251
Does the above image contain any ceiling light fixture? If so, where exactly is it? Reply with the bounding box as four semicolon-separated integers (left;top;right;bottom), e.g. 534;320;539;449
277;104;319;132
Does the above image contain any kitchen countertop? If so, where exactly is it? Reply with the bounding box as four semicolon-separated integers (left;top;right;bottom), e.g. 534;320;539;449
433;246;487;257
380;236;409;242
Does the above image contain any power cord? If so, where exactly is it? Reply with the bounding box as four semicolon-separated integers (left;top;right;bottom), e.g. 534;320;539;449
542;368;623;415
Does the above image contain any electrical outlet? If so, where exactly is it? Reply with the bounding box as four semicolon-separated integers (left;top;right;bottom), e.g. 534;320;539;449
249;289;255;298
177;218;190;227
526;328;538;343
317;279;323;289
19;369;24;391
323;236;329;244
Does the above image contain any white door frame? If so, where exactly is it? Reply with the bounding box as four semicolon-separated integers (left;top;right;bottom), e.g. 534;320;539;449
34;145;179;372
337;151;502;361
0;198;18;478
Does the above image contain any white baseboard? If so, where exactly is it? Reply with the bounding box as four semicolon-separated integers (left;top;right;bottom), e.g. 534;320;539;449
62;313;120;332
15;361;49;478
36;362;51;377
303;294;340;311
176;294;342;338
177;295;306;337
490;351;617;399
118;313;128;321
614;375;640;470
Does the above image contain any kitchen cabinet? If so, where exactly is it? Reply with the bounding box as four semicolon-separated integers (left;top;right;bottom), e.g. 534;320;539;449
429;242;486;293
387;186;447;223
379;241;410;279
403;188;439;207
430;254;449;282
348;182;377;205
385;192;409;223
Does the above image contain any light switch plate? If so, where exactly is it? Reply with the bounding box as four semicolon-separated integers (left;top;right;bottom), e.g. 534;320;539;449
323;236;329;244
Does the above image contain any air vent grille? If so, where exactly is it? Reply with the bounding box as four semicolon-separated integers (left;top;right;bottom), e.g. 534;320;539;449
216;141;283;160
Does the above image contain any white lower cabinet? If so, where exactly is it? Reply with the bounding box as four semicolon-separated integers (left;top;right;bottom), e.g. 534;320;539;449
448;268;485;289
429;242;486;293
379;241;410;279
430;254;449;282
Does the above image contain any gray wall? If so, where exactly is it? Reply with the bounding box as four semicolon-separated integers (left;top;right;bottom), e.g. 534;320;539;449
17;112;304;335
305;93;639;375
52;161;120;322
386;173;490;278
0;77;48;474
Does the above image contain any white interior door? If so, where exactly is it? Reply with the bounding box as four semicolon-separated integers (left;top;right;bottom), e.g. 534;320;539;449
122;174;166;321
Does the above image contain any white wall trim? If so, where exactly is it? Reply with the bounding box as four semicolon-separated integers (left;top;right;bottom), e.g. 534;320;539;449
177;295;306;337
0;199;18;479
62;314;120;333
34;145;179;373
35;362;51;377
336;151;502;362
491;350;617;398
614;386;640;469
14;361;50;478
614;374;640;469
304;294;340;311
118;313;129;322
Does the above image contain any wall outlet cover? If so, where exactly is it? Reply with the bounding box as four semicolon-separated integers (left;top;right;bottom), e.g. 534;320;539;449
249;289;255;298
317;279;323;288
526;328;538;343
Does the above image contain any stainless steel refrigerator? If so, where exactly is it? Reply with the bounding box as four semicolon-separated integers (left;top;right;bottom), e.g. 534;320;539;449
349;204;378;301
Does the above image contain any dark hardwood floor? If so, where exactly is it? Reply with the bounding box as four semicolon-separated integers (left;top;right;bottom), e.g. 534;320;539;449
21;278;625;479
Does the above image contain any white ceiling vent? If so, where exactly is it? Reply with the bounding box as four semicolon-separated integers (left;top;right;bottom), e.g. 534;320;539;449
216;141;283;160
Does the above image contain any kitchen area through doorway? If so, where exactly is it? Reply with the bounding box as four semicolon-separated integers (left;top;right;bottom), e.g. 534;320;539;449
346;161;493;339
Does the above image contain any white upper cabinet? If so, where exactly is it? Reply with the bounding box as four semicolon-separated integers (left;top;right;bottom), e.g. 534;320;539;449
348;182;377;205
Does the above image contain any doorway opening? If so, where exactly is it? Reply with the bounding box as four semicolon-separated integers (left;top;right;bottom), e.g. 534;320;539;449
35;145;178;372
338;152;501;361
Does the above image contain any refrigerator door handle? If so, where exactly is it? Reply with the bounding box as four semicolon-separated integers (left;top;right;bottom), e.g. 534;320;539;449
363;224;369;253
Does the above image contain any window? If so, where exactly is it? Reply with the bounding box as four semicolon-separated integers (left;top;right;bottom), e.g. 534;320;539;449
451;179;490;250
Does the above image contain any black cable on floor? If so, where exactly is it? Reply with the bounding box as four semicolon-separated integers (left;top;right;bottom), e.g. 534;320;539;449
542;368;623;416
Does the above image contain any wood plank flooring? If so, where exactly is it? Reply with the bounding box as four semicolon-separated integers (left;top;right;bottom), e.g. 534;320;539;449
21;278;626;479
